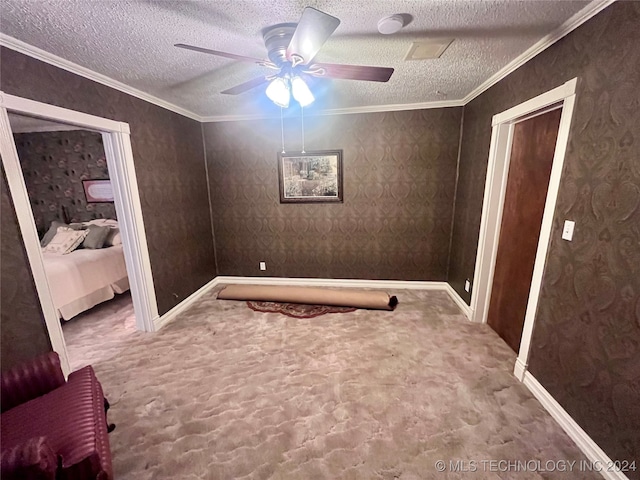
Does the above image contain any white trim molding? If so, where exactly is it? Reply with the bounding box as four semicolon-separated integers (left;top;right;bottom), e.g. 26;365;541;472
517;88;577;368
0;96;70;375
101;129;158;332
470;121;514;325
1;0;610;123
155;277;221;330
0;34;200;122
513;358;528;382
470;78;577;341
444;284;473;320
462;0;614;104
0;92;159;374
215;276;448;291
522;372;630;480
492;78;578;127
155;276;472;330
199;100;465;123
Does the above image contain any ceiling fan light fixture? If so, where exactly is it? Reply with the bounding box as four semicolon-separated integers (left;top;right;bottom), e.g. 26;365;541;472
291;76;315;107
266;77;290;108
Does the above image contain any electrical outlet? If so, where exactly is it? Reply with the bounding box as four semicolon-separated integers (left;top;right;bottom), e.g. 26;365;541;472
259;262;266;271
464;279;471;293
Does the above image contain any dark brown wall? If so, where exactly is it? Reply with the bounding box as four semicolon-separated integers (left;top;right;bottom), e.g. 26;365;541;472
449;1;640;469
204;108;462;280
0;47;216;316
15;130;116;236
1;166;52;371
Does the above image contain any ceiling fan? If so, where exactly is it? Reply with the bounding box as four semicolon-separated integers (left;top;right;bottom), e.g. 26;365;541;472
175;7;394;108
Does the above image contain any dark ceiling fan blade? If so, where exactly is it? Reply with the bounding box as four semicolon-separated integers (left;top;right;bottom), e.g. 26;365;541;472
221;76;270;95
312;63;394;82
175;43;268;65
287;7;340;65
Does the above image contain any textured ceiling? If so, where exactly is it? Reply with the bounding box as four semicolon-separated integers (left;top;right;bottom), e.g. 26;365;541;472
0;0;592;119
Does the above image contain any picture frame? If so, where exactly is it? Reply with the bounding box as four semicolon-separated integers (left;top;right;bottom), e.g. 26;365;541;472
83;179;114;203
278;150;343;203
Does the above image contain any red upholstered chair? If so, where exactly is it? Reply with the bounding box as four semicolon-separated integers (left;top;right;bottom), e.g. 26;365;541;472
0;352;113;480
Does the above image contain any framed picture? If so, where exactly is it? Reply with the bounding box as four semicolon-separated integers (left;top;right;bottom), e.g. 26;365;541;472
83;179;114;203
278;150;343;203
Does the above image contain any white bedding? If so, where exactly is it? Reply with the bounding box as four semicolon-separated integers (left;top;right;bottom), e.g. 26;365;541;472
42;245;129;320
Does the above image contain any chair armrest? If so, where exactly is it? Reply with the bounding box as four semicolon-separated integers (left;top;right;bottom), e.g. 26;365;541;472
1;352;65;413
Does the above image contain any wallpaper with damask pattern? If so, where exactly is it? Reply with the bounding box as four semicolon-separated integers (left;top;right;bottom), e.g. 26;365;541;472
0;47;216;317
15;130;117;236
203;108;462;280
448;1;639;470
1;167;52;371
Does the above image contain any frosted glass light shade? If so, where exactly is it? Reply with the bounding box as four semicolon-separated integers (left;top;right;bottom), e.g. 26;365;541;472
291;76;315;107
266;77;290;108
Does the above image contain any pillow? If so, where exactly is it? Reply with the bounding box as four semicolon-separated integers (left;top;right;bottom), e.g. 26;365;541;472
87;218;118;227
81;225;111;249
40;221;67;247
41;222;87;247
0;436;58;480
110;232;122;246
42;228;88;255
87;219;121;246
104;228;121;247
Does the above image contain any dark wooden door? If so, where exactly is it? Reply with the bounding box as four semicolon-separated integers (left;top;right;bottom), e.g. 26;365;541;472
487;108;562;352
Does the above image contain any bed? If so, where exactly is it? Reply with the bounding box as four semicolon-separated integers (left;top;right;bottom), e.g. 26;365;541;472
40;219;129;320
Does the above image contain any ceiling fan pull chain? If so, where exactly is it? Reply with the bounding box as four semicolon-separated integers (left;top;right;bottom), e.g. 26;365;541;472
301;106;306;154
280;106;286;153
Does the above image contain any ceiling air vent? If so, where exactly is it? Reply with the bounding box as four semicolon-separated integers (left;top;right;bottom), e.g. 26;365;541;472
404;39;454;61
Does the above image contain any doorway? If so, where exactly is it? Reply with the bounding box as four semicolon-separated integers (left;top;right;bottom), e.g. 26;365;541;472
486;108;562;352
470;78;578;380
9;112;138;370
0;92;158;375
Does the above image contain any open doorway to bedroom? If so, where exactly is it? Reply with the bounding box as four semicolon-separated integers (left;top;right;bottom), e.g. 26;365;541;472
0;92;158;376
8;112;136;371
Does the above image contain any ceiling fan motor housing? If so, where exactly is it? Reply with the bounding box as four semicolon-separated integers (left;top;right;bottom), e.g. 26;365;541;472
262;23;296;66
174;7;394;97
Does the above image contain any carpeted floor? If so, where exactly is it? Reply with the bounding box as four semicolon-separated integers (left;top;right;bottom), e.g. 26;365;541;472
63;288;597;479
62;291;137;372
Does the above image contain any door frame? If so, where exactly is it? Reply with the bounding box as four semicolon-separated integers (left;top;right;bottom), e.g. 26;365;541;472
469;78;578;380
0;92;158;375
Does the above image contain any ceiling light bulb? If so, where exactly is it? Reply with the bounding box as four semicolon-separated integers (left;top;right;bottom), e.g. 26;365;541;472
291;76;315;107
377;14;404;35
266;77;290;108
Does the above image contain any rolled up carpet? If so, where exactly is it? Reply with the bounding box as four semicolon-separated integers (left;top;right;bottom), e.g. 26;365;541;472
217;284;398;311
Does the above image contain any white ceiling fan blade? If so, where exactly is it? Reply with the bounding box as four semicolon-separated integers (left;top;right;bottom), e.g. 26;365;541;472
286;7;340;65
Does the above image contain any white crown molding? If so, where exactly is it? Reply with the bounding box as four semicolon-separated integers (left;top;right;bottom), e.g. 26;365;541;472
1;0;613;123
462;0;615;105
0;33;202;122
522;372;630;480
199;100;465;123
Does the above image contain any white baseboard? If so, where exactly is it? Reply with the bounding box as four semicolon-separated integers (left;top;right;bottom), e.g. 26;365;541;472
218;276;474;320
154;277;221;330
215;276;448;291
155;276;473;330
522;372;629;480
444;283;473;319
513;357;527;381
